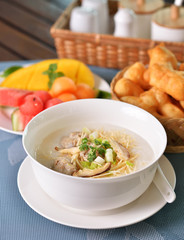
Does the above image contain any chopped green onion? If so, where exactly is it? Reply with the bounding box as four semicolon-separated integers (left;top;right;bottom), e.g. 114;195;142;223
81;161;91;169
126;161;134;167
105;148;113;162
82;127;91;134
113;150;117;160
89;131;98;141
94;156;105;165
90;162;99;169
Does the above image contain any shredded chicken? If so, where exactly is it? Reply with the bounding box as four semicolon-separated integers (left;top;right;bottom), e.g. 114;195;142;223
52;129;135;178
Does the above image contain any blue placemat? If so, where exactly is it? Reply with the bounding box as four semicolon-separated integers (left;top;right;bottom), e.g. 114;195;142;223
1;60;184;240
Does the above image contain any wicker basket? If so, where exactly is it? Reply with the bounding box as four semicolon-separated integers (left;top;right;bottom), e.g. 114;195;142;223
50;0;184;69
111;67;184;153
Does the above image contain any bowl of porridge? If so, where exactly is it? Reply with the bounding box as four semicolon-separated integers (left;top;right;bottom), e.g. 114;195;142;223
22;99;167;211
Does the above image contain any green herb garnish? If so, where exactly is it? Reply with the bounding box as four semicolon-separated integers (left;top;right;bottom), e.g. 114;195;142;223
0;66;22;78
43;63;64;89
79;137;113;163
82;138;88;144
88;147;97;162
96;89;112;99
102;140;111;149
79;144;89;151
97;147;106;157
88;152;97;162
79;138;89;151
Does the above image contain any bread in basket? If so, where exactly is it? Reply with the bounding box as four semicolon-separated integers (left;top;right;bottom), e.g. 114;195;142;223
111;43;184;153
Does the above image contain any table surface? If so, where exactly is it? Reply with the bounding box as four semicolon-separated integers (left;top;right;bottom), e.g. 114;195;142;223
1;60;184;240
1;1;184;239
0;0;73;61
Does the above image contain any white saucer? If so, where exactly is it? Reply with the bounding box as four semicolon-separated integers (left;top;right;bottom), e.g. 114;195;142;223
0;65;110;136
17;155;176;229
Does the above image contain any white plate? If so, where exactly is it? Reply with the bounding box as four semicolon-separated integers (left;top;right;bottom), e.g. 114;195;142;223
17;155;176;229
0;65;110;135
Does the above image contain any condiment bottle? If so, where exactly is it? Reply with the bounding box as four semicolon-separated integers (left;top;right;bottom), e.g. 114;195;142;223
113;7;135;37
82;0;109;34
151;2;184;42
120;0;165;39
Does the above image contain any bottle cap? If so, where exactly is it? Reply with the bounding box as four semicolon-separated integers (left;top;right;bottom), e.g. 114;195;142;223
119;0;164;14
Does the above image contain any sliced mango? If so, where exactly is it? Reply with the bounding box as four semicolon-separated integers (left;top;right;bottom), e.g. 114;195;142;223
58;59;80;84
27;59;59;91
76;62;95;88
0;59;95;91
0;64;35;89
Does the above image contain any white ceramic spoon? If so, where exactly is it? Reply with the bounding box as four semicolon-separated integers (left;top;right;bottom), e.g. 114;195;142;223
153;164;176;203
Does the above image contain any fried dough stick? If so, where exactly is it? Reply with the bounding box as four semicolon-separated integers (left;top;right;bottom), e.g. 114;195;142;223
148;43;178;69
123;62;150;90
141;87;184;118
114;78;144;98
148;64;184;101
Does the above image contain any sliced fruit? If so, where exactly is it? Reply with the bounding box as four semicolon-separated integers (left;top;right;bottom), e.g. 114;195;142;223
57;59;80;83
27;59;59;91
11;109;33;131
19;94;44;116
57;93;77;102
75;83;95;99
76;61;94;88
0;59;95;91
45;98;63;109
0;64;35;89
49;77;77;97
0;88;33;107
34;90;52;104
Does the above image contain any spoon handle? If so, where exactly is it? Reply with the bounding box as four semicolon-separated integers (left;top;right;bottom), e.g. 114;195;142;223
153;164;176;203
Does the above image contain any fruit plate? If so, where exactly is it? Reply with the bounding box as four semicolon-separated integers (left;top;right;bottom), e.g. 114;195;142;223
0;66;111;135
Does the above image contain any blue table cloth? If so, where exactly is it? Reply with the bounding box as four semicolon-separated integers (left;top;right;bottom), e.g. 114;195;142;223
1;61;184;240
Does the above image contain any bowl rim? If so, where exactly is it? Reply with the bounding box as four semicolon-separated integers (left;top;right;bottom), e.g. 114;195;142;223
22;99;167;182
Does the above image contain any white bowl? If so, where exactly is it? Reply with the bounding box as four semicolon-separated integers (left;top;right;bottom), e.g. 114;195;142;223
23;99;167;211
